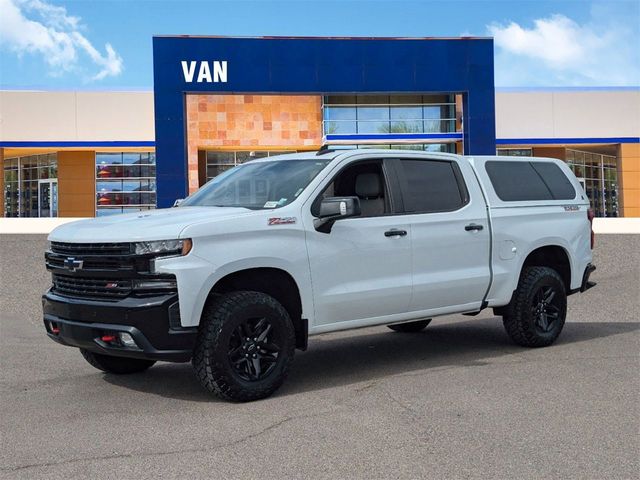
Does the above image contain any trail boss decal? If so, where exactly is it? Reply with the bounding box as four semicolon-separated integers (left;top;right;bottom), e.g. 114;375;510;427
268;217;297;225
181;61;228;83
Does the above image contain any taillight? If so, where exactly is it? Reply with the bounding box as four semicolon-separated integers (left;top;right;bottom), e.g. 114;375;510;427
587;208;595;249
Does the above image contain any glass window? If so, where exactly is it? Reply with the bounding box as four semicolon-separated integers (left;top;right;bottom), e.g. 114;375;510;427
397;159;466;213
323;95;457;137
204;150;297;182
530;162;576;200
184;159;330;209
3;153;57;217
96;151;156;215
486;161;557;201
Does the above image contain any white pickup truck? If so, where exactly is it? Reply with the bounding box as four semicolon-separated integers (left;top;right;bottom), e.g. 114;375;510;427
43;149;596;401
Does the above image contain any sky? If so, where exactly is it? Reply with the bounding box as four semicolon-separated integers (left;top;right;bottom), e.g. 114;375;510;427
0;0;639;90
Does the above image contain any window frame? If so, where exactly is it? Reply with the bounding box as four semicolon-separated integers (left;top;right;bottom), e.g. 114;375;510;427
389;157;470;215
310;158;402;219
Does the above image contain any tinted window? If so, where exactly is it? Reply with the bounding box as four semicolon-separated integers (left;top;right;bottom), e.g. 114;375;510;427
486;161;576;201
398;160;466;213
531;162;576;200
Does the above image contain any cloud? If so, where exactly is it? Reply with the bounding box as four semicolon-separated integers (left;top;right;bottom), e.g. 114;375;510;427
0;0;123;81
486;7;640;86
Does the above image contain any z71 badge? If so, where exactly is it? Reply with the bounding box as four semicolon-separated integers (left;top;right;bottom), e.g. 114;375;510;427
268;217;297;225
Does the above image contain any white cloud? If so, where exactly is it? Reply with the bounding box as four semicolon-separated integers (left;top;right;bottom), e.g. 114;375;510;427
0;0;123;81
486;8;640;86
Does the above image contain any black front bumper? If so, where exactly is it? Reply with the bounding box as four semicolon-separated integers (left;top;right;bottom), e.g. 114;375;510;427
42;290;197;362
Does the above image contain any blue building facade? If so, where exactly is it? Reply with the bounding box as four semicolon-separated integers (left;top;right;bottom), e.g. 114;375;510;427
152;36;496;208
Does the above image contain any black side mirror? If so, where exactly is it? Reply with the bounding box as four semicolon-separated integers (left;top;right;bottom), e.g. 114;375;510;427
314;196;361;233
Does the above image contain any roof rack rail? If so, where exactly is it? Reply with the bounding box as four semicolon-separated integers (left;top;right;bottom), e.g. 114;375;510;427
316;145;336;156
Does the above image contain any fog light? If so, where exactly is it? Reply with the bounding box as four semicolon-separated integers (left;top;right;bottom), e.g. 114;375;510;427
118;332;138;348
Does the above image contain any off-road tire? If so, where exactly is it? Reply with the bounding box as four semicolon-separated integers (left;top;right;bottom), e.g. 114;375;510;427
192;291;295;402
387;319;432;333
80;349;156;374
502;266;567;348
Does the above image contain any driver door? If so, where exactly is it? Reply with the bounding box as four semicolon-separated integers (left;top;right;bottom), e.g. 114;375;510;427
304;158;412;327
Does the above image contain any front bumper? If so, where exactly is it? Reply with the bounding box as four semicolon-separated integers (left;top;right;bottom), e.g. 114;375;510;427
42;290;197;362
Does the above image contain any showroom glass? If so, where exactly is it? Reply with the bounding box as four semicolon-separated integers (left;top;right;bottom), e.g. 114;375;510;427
205;150;296;181
96;152;156;216
566;149;618;217
328;143;456;153
182;159;330;209
3;153;57;217
323;95;457;135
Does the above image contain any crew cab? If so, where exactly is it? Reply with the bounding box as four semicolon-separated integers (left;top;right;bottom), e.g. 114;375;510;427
43;149;596;401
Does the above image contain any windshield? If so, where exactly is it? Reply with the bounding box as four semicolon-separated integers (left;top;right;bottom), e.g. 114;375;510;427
180;159;331;209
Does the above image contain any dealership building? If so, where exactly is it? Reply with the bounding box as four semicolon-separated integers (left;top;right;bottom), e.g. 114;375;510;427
1;36;638;219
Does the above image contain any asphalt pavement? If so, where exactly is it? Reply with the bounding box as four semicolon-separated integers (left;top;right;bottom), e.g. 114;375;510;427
1;234;638;479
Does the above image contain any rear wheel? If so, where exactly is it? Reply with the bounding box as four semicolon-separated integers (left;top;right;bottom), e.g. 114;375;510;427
502;266;567;347
387;319;431;333
80;349;155;374
193;291;295;402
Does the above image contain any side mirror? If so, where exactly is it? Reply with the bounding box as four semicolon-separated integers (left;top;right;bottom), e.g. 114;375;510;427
314;196;361;233
173;198;184;207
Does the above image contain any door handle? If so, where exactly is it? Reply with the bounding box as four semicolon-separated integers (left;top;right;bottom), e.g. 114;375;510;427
465;223;484;232
385;229;407;237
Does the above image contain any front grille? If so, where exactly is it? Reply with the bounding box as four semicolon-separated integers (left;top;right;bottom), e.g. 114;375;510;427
52;274;132;299
46;255;135;272
51;242;132;256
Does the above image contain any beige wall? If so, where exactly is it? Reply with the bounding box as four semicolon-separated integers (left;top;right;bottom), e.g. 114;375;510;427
0;91;154;142
495;90;640;140
2;89;637;144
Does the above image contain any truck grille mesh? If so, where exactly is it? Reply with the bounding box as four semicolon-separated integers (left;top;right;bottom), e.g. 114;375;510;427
52;274;132;299
50;242;132;256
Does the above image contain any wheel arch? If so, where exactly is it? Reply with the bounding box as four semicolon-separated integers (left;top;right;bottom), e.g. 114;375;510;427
205;267;307;350
520;244;572;292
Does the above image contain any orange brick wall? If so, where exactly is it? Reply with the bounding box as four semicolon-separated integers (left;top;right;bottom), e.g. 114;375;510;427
185;94;323;193
618;143;640;217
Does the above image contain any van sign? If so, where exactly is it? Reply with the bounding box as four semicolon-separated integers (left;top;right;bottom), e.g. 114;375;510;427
181;61;227;83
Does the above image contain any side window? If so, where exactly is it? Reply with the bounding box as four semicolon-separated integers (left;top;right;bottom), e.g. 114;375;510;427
312;160;390;217
485;161;576;201
485;161;551;201
530;162;576;200
397;159;467;213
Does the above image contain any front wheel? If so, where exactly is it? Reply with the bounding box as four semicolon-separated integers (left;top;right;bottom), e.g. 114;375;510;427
192;291;295;402
387;319;431;333
502;266;567;347
80;349;156;374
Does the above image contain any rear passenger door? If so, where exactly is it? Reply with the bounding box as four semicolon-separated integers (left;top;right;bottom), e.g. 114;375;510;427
392;156;491;313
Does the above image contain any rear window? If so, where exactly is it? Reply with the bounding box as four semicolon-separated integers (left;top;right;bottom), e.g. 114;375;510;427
398;159;467;213
485;161;576;201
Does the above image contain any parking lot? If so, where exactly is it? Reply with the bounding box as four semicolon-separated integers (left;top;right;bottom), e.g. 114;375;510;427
1;234;638;479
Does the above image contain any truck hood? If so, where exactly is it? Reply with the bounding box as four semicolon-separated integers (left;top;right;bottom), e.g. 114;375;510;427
48;206;255;243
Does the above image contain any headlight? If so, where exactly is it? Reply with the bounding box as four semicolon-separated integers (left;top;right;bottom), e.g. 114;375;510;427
133;279;178;290
134;239;192;256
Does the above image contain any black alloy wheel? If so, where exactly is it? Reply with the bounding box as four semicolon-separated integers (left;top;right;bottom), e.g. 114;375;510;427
228;317;281;381
193;291;295;402
502;266;567;348
532;285;562;334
